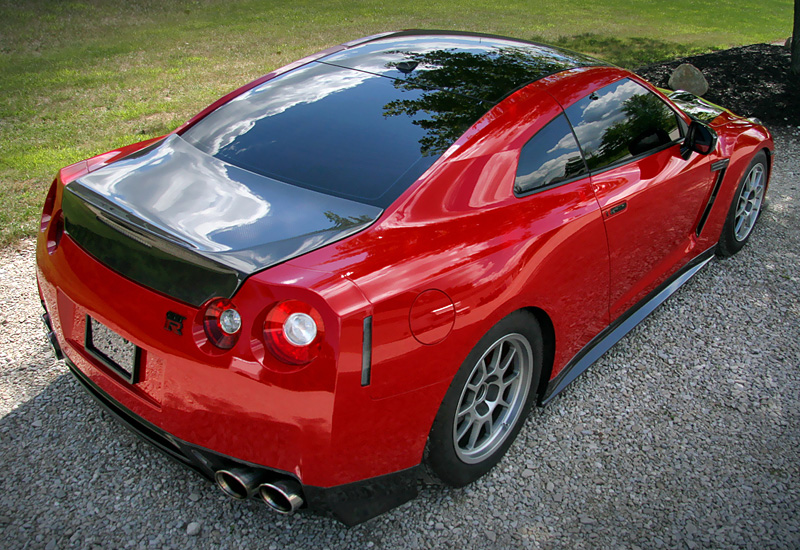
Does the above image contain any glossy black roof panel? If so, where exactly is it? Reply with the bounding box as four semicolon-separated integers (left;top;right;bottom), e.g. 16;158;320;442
320;30;606;103
183;60;489;208
181;31;604;209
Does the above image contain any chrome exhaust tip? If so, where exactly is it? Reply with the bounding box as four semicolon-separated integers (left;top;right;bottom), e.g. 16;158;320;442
214;468;265;500
258;479;304;514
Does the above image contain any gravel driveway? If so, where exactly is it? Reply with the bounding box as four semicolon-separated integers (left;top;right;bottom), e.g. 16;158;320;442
1;126;798;550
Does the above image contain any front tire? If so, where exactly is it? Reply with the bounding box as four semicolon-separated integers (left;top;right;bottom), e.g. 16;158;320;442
426;311;542;487
717;151;768;257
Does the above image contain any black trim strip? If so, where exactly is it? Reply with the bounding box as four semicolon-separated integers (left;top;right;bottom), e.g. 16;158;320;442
540;246;716;405
361;316;373;386
514;171;591;198
587;138;683;178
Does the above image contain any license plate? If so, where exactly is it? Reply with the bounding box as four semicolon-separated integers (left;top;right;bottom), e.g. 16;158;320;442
85;316;140;384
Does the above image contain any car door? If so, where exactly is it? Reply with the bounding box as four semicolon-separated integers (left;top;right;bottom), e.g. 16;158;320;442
511;109;611;362
562;77;717;320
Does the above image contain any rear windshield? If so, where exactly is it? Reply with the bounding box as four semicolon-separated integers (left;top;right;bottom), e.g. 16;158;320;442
182;61;489;208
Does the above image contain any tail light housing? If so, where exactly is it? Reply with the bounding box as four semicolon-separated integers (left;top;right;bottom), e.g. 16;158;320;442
46;211;64;255
264;300;324;365
202;298;242;350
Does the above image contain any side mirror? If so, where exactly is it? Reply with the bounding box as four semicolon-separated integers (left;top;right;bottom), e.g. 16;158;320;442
681;120;717;159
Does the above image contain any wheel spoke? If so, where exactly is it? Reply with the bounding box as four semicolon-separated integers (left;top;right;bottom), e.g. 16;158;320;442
735;199;747;218
734;215;745;236
457;396;475;418
496;397;511;409
486;346;502;375
751;167;763;188
498;372;520;400
482;415;494;438
496;346;517;377
456;415;473;441
466;419;483;449
744;172;756;194
470;362;486;386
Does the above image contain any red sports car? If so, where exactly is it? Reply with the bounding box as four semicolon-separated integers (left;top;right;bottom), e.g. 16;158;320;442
36;31;773;525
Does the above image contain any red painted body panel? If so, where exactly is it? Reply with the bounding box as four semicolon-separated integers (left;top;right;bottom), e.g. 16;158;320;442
592;144;716;319
36;39;775;507
287;81;610;390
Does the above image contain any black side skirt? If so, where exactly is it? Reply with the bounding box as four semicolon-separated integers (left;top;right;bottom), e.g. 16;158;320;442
540;246;716;405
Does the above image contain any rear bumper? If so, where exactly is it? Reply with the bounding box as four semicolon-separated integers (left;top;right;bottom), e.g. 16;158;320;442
36;228;435;524
63;353;418;526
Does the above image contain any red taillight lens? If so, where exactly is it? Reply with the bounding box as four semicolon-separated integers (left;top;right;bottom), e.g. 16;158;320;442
263;300;324;365
41;179;58;232
202;298;241;350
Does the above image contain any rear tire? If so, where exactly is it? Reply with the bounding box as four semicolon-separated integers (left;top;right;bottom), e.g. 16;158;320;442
717;151;768;257
426;311;542;487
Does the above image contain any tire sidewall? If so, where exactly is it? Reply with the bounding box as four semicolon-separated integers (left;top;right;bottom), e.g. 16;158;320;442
426;311;543;487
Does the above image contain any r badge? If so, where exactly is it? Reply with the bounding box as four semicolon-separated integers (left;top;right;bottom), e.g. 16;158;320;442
164;311;186;335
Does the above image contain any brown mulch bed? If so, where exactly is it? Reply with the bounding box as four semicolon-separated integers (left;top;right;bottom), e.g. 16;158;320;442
636;43;800;128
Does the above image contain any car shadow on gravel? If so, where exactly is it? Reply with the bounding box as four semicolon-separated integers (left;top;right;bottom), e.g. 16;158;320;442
0;371;334;546
1;365;462;547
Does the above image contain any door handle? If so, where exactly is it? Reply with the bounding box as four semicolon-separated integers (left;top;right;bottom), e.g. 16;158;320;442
603;202;627;219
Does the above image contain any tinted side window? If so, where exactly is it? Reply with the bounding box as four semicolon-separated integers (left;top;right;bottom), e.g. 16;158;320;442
515;114;587;195
565;79;682;172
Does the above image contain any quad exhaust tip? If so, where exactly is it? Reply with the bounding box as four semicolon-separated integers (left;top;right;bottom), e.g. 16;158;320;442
215;468;265;500
258;479;304;514
215;468;304;514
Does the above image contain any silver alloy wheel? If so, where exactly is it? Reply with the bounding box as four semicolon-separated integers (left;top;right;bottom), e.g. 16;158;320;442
453;333;533;464
733;163;765;242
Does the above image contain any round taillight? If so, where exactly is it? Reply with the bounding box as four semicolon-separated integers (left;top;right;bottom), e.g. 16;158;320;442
283;313;317;346
219;308;242;335
263;300;323;365
203;298;241;350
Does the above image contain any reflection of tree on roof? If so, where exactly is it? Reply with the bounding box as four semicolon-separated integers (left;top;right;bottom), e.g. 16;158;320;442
324;211;375;230
382;47;577;156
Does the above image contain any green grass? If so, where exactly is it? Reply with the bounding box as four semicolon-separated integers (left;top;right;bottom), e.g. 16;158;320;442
0;0;792;246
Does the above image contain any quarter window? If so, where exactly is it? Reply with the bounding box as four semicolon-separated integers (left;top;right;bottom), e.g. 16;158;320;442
515;114;587;195
565;78;682;172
